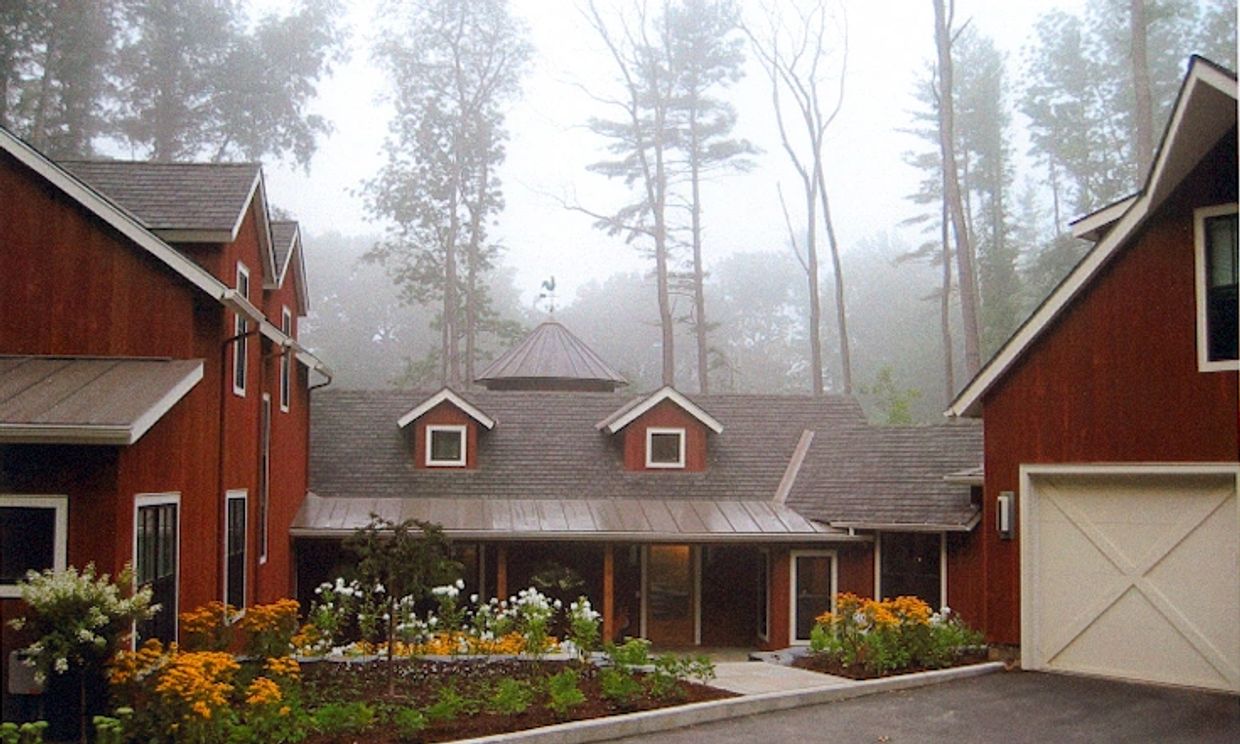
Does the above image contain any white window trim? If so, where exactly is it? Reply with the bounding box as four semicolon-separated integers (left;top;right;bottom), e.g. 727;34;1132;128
279;307;292;412
1194;203;1239;372
789;549;837;645
645;427;686;469
873;532;948;610
224;489;247;610
0;495;68;598
425;424;468;467
133;492;181;645
233;262;251;396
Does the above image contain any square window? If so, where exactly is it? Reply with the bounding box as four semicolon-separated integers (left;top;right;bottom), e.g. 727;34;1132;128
427;425;466;466
0;504;62;593
1195;205;1239;370
646;428;685;468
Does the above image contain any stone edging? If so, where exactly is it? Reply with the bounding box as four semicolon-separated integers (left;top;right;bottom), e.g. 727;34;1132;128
454;661;1007;743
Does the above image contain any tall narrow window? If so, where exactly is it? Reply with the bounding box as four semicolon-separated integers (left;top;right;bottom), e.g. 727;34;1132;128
135;496;179;644
280;307;292;412
1196;205;1239;369
225;491;246;609
233;264;250;395
259;395;271;563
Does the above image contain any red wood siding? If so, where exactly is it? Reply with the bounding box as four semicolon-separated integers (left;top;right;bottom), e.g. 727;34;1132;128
621;401;709;471
765;548;791;649
976;132;1239;645
836;543;874;597
413;403;479;469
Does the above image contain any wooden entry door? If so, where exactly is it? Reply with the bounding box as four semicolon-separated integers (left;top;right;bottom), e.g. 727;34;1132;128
645;545;695;646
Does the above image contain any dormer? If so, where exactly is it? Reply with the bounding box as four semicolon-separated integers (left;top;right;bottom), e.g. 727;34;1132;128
596;387;723;472
397;388;495;469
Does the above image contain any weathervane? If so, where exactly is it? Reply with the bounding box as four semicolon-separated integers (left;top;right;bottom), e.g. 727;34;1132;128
536;275;557;317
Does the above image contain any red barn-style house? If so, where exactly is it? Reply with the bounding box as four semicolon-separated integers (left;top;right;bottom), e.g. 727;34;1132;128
946;57;1239;693
0;126;330;716
296;319;984;652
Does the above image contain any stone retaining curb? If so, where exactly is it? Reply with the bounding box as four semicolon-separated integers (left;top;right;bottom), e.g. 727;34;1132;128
454;661;1007;743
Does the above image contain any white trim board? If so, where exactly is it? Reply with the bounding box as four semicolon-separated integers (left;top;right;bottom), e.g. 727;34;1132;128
645;427;687;468
947;59;1238;418
0;494;68;598
789;549;838;645
398;388;496;430
1193;203;1239;372
132;492;181;645
425;424;468;467
596;386;724;434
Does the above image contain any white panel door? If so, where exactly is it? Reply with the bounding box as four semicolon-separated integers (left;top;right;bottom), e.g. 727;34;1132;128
1022;467;1240;692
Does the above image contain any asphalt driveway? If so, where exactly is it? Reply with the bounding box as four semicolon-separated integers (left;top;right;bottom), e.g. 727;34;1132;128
615;670;1239;743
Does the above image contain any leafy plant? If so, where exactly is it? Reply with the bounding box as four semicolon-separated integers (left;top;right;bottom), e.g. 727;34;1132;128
510;588;558;659
544;670;585;717
646;655;687;700
179;602;240;652
605;638;651;668
424;685;473;722
311;702;374;737
390;708;427;737
0;721;48;744
598;666;642;707
566;596;601;660
239;600;302;659
487;678;533;715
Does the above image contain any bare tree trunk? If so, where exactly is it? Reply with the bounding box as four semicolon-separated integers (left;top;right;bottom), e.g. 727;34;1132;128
940;195;955;404
816;167;851;394
689;106;709;393
933;0;981;376
463;133;490;388
444;182;461;386
804;183;824;396
1129;0;1154;177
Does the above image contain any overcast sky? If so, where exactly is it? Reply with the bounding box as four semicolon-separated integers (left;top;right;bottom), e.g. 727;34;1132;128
258;0;1089;306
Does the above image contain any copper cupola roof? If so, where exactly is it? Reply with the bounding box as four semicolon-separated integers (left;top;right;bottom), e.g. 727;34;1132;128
475;320;628;392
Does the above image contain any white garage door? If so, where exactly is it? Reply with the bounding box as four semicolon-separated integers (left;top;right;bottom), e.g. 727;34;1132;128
1022;466;1240;692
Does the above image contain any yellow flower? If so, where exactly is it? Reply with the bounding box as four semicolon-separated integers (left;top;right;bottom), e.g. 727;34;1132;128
264;655;300;680
245;676;283;707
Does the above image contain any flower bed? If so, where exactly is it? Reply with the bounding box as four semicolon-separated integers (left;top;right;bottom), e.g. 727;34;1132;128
792;594;987;680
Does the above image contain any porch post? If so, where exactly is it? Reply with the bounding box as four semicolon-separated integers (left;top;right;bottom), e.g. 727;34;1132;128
496;544;508;600
603;543;615;642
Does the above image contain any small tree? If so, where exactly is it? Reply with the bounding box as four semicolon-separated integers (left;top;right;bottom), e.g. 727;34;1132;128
8;563;154;743
344;515;458;695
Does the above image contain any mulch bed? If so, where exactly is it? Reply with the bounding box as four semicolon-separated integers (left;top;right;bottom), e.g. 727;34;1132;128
791;650;990;680
300;657;735;743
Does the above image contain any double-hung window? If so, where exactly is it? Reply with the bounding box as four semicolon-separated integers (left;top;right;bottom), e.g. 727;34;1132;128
1195;204;1238;370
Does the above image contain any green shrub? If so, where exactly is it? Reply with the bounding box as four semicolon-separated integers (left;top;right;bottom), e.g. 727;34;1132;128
598;667;642;706
605;638;651;668
544;670;585;717
0;721;47;744
645;655;686;700
390;708;427;737
424;686;472;722
311;702;375;737
487;679;533;715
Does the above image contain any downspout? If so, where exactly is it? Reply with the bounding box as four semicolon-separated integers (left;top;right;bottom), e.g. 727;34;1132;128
218;327;259;612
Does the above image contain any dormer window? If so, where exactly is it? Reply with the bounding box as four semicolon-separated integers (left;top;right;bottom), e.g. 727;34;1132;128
1195;204;1238;370
426;425;467;467
646;427;686;468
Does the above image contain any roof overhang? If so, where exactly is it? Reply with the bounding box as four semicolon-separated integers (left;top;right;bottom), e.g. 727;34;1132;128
829;510;982;533
943;465;984;486
0;357;203;445
596;386;724;434
1069;194;1139;241
290;493;864;542
397;388;496;430
947;57;1238;419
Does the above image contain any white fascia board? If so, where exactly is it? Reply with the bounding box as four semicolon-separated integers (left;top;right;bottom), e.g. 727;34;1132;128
397;388;496;430
829;516;979;533
0;127;229;301
152;228;236;243
1069;195;1138;241
292;238;310;313
250;173;280;288
294;348;333;379
127;361;204;443
598;386;724;434
946;60;1237;420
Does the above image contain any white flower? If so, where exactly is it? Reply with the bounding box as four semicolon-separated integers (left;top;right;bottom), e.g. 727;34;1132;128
54;657;69;674
455;578;465;589
469;594;479;604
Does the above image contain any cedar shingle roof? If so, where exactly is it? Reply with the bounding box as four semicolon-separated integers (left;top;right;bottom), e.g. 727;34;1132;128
58;160;259;235
309;389;982;530
271;221;297;277
475;321;627;389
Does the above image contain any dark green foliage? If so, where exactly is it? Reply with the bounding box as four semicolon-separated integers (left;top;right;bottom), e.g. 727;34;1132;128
487;678;533;715
311;702;375;737
543;670;585;717
598;666;642;707
424;686;473;723
389;707;427;737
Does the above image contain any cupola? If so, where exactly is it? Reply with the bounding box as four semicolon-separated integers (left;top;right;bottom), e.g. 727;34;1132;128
474;320;627;392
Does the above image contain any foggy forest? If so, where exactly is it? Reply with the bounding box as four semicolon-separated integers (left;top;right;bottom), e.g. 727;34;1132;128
3;0;1235;423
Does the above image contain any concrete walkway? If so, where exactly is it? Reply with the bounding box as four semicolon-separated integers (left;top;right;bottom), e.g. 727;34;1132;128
711;661;850;695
